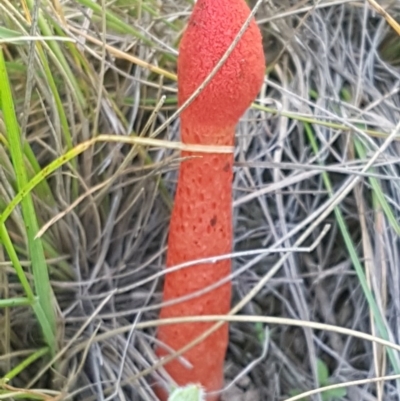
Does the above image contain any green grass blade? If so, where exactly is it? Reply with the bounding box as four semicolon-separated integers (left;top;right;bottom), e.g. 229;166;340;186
0;389;48;400
0;224;35;302
76;0;179;54
25;0;86;109
0;225;55;352
304;122;400;374
0;297;32;308
0;141;92;228
0;134;176;227
0;49;56;353
1;129;55;206
0;27;22;40
353;137;400;235
2;347;48;381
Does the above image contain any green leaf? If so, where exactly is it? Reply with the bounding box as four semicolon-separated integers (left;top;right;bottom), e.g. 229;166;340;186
168;385;205;401
288;389;308;401
325;387;347;400
316;359;329;384
255;322;265;343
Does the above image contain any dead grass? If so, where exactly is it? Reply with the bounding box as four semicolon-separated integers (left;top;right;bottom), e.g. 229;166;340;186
1;0;400;400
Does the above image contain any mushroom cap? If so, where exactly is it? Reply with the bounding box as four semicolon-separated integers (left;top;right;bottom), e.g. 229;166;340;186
178;0;265;145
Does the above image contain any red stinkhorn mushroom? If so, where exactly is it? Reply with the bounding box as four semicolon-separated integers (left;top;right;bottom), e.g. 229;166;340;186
156;0;265;399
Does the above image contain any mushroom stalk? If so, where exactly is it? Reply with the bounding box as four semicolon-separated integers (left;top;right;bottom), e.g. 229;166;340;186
156;0;265;399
